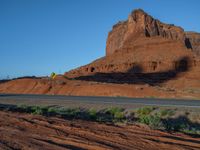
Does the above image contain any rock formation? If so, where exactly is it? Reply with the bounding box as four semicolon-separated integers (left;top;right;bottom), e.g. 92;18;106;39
185;32;200;56
106;9;184;56
65;9;200;78
106;9;200;56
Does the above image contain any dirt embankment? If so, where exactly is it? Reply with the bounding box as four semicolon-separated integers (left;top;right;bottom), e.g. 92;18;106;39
0;111;200;150
1;68;200;99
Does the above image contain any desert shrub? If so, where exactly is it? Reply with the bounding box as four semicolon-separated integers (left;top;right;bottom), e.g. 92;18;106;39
159;109;175;118
16;105;57;116
30;106;48;115
88;109;97;120
59;108;81;119
114;111;125;121
148;114;163;129
16;105;35;113
138;113;163;129
136;107;154;116
105;107;125;122
138;115;150;124
162;116;189;131
105;107;124;115
31;107;43;115
135;107;165;129
47;107;58;116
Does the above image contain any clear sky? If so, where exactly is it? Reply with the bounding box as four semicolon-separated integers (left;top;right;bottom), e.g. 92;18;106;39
0;0;200;79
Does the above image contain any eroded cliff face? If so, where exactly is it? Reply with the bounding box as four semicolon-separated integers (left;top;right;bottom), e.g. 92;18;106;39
185;32;200;56
106;9;200;56
65;9;200;78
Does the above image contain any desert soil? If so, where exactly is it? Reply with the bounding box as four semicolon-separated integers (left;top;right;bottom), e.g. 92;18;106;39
0;111;200;150
1;70;200;100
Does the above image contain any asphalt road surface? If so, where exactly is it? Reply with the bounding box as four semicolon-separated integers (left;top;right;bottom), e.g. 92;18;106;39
0;94;200;109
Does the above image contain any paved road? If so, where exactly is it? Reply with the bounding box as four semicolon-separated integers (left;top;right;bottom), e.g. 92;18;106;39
0;94;200;108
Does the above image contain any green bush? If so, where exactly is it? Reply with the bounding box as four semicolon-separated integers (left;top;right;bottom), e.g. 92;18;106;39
105;107;125;122
59;108;81;118
31;106;48;115
159;109;175;117
105;107;124;115
148;114;163;129
88;109;97;120
138;113;163;129
137;107;154;116
114;111;125;121
47;107;58;115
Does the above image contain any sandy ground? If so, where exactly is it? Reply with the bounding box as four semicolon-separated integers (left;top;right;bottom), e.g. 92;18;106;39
0;111;200;150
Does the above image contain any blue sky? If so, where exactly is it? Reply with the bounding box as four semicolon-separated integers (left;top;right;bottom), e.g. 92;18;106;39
0;0;200;79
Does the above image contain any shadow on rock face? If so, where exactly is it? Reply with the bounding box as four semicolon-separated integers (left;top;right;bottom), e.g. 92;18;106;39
185;38;193;49
175;56;190;72
72;56;191;86
127;64;143;73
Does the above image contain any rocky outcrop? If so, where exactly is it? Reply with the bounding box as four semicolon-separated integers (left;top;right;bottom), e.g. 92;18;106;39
106;9;200;56
185;32;200;56
65;9;200;78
